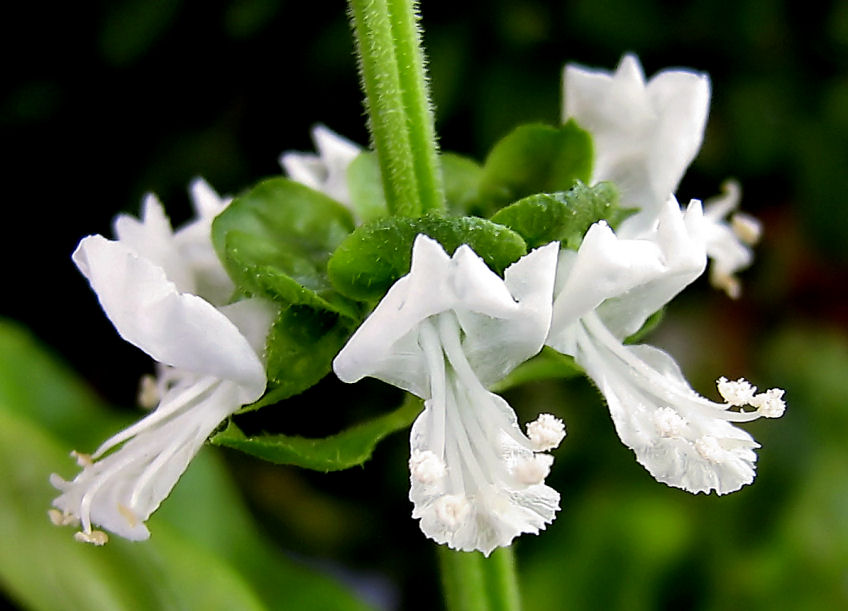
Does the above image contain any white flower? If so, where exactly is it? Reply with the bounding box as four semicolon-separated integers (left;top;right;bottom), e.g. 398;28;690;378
547;198;784;495
563;54;710;237
702;181;761;298
333;235;563;555
280;124;362;208
51;183;273;542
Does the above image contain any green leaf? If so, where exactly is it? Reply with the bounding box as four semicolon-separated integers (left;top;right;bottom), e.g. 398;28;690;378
346;151;389;222
490;181;631;250
213;396;422;472
328;214;527;302
489;347;583;393
478;121;593;212
244;305;355;412
212;177;357;317
442;152;484;215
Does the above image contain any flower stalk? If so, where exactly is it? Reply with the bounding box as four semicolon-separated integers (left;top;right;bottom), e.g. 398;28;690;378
439;547;521;611
347;0;444;216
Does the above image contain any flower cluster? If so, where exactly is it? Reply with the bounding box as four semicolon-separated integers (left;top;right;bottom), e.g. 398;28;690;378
53;55;784;557
50;180;273;543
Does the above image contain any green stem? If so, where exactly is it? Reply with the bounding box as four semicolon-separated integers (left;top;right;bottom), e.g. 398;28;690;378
438;546;522;611
348;0;444;216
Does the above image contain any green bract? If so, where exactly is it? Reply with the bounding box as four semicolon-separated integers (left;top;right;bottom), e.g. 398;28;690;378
478;120;593;213
212;178;366;410
212;177;357;318
327;214;528;302
490;181;631;250
213;396;421;472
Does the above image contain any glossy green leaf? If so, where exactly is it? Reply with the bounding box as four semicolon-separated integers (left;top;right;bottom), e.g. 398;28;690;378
328;214;527;302
245;305;355;412
490;181;630;250
478;120;593;212
213;396;422;472
346;151;389;222
212;177;357;317
0;320;373;611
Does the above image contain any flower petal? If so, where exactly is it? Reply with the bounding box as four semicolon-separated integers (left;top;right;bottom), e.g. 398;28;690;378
575;313;761;495
549;198;706;352
73;235;266;401
409;314;560;555
280;124;361;207
334;235;558;393
52;378;242;539
563;54;710;235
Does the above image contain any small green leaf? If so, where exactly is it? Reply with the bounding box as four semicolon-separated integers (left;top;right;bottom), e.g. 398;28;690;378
244;305;355;413
489;347;583;393
346;151;389;222
213;396;422;472
328;214;527;302
442;152;484;215
491;181;631;250
478;120;593;212
212;177;356;316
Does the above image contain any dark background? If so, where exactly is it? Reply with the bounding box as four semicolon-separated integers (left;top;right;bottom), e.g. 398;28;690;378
3;1;848;609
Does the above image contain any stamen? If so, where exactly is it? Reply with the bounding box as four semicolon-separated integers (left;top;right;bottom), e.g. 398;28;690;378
137;374;160;410
409;450;446;484
710;269;741;299
48;509;79;527
717;377;757;406
433;494;470;528
731;213;761;246
526;414;566;451
92;376;217;459
513;454;554;485
751;388;786;418
70;451;93;468
74;530;109;546
419;320;448;463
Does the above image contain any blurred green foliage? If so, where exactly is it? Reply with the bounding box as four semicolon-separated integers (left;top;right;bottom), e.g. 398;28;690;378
2;0;847;609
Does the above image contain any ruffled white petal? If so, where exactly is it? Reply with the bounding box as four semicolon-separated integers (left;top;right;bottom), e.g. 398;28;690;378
280;124;362;207
72;236;266;401
545;197;783;495
563;54;710;236
409;314;560;555
575;312;769;495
